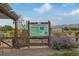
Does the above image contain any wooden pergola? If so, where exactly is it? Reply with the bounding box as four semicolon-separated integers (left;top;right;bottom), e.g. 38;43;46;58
0;3;19;48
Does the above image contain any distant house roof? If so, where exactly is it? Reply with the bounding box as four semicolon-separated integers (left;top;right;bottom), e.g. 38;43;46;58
0;3;19;21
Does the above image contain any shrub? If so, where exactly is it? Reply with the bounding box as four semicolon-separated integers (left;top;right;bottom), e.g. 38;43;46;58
75;32;79;37
48;52;79;56
53;32;64;36
50;35;77;50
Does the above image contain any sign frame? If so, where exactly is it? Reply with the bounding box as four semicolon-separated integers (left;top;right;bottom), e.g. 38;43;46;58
28;21;51;39
27;21;51;48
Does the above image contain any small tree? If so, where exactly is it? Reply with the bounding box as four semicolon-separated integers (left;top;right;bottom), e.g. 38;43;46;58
0;25;13;32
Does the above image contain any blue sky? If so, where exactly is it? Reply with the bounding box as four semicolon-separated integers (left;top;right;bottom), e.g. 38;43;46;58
1;3;79;26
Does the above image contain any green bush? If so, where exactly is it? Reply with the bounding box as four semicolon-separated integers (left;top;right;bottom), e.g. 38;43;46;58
75;32;79;37
53;41;62;50
51;36;77;50
53;32;64;36
52;41;74;50
49;52;79;56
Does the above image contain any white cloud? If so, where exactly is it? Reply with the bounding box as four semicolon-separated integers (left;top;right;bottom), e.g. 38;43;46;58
48;17;63;26
33;3;52;14
23;16;63;26
51;20;58;26
64;9;79;16
63;3;75;7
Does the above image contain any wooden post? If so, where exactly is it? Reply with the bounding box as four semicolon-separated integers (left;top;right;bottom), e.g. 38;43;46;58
48;21;51;48
28;21;30;48
12;20;19;48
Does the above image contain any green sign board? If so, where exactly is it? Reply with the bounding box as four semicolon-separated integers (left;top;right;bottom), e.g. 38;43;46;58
30;24;49;37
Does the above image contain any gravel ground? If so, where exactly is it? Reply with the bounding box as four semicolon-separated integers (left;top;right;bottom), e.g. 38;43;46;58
0;46;75;56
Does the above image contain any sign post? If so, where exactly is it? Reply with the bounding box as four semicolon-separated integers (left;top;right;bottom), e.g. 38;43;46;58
28;21;51;48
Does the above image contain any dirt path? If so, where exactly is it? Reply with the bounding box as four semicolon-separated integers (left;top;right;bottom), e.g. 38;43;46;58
0;46;75;56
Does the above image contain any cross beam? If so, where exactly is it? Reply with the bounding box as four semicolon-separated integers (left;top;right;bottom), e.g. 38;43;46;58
0;3;18;21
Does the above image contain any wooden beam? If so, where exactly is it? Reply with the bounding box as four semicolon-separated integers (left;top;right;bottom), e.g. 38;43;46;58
0;12;10;19
0;3;12;11
0;3;18;21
